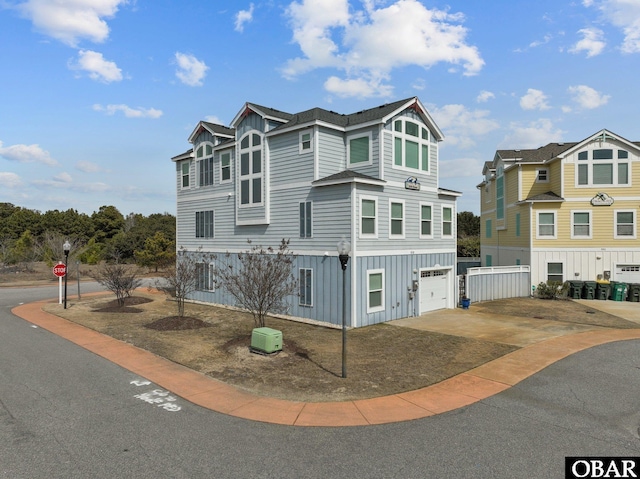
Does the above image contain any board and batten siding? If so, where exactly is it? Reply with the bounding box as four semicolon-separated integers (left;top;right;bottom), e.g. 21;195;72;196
356;252;455;327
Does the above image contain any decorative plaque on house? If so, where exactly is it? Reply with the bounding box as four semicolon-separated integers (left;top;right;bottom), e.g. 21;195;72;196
405;176;421;191
590;192;614;206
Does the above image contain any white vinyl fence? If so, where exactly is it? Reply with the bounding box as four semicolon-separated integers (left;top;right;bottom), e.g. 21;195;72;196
459;265;531;304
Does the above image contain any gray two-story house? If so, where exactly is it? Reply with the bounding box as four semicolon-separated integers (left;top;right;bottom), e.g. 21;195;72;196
172;97;459;328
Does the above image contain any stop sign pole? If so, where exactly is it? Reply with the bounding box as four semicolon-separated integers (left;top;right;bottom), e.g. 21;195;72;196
53;262;66;304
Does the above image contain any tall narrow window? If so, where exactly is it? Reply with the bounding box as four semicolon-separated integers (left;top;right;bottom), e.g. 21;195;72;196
299;201;312;238
220;152;231;183
515;213;521;237
361;197;377;237
195;210;214;238
390;201;404;238
299;268;313;306
496;169;504;220
197;143;214;187
299;131;313;153
196;263;215;291
181;162;190;188
485;219;492;239
239;133;262;205
367;270;384;313
442;206;453;237
420;203;432;238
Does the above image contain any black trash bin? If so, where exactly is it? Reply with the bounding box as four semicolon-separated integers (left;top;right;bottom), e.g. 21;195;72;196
595;282;610;300
627;283;640;302
569;281;584;299
581;281;596;300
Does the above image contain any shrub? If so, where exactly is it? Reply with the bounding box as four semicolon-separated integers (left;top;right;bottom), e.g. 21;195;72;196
535;281;569;300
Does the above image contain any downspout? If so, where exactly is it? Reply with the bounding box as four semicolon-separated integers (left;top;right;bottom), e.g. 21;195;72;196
351;182;357;328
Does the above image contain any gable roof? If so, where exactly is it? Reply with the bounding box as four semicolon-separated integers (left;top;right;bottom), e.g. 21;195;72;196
188;121;235;144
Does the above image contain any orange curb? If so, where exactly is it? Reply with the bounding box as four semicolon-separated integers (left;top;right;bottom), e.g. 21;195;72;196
11;299;640;427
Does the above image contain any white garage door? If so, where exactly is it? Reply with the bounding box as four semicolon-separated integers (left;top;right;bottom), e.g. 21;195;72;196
616;265;640;283
420;270;448;313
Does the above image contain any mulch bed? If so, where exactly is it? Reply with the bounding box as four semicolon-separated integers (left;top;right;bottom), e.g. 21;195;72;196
145;316;212;331
92;296;152;313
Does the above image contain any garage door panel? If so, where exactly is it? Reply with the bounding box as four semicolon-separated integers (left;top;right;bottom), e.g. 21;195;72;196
616;265;640;283
420;270;448;313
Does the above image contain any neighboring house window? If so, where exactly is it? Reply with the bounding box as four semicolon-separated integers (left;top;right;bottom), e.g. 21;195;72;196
516;259;521;265
360;196;378;238
537;211;556;239
299;268;313;307
196;263;215;291
615;210;636;239
485;219;492;239
367;269;385;313
299;131;313;153
197;143;214;187
239;132;263;205
547;263;563;283
299;201;312;238
389;200;405;238
571;211;591;238
392;119;429;172
420;203;433;238
348;133;371;165
577;149;629;186
442;206;453;238
496;166;504;220
220;152;231;183
515;213;521;237
195;210;214;238
486;255;492;267
181;161;190;189
536;168;548;183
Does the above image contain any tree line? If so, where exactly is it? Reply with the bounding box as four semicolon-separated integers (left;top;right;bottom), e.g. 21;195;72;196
0;203;176;270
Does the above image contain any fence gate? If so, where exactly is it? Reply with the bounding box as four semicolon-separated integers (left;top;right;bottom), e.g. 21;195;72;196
461;265;531;303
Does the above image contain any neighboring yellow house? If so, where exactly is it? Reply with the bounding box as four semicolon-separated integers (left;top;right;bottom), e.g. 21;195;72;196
478;129;640;287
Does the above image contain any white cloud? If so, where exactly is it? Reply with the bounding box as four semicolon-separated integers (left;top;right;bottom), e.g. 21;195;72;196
567;84;610;109
69;50;123;82
75;160;107;173
54;172;73;183
584;0;640;53
174;52;209;87
204;115;225;125
235;3;255;32
520;88;550;110
569;28;606;57
93;104;163;118
499;119;566;149
0;141;58;166
324;76;394;98
438;156;484;178
0;172;23;188
529;34;552;48
16;0;127;47
476;90;495;103
430;104;499;149
283;0;484;98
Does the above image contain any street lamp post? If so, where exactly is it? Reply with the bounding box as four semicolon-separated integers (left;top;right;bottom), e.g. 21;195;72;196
337;237;351;379
63;241;70;309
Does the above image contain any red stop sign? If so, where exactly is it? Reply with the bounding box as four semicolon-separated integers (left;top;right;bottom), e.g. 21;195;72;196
53;263;67;277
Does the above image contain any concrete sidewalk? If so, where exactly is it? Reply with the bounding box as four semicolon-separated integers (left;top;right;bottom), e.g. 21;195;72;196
12;299;640;427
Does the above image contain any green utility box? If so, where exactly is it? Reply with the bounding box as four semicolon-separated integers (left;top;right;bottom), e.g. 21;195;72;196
595;282;610;300
569;281;584;299
250;327;283;354
610;282;628;302
581;281;597;300
627;283;640;302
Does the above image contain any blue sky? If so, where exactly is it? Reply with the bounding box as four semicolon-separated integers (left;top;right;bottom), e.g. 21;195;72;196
1;0;639;217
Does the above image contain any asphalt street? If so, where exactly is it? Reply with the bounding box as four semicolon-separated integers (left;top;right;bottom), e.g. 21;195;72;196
1;285;639;478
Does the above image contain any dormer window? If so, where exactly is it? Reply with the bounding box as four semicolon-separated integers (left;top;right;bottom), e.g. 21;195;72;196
392;119;429;172
197;142;214;187
239;132;263;206
536;168;548;183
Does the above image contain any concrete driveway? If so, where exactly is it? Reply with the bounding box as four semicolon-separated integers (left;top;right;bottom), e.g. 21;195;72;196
390;299;639;347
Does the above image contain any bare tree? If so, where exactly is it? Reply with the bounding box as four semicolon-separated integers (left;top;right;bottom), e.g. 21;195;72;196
91;264;142;306
215;239;297;329
154;246;213;318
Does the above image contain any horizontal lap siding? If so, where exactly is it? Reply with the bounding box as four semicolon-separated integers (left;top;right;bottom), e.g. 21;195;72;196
269;132;314;187
317;128;346;179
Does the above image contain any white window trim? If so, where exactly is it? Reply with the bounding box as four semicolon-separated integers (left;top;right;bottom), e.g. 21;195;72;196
367;269;385;314
219;151;232;184
536;210;557;240
360;195;378;239
536;168;549;183
347;131;373;167
570;210;592;239
389;199;405;239
180;160;191;190
299;130;314;154
196;262;215;292
195;210;215;239
574;149;631;188
299;268;313;307
614;209;637;239
441;205;454;239
546;261;565;284
238;132;264;208
419;201;434;239
390;118;431;174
